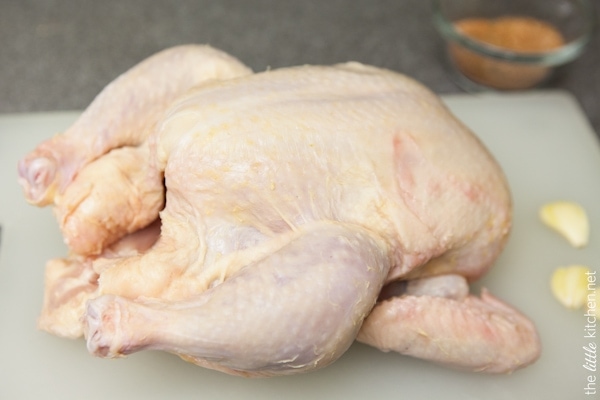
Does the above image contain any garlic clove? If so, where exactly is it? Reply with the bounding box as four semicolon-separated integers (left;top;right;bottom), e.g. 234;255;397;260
539;201;589;248
550;265;591;309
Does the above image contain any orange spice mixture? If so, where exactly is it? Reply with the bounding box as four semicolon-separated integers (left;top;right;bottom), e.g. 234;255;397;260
450;17;566;90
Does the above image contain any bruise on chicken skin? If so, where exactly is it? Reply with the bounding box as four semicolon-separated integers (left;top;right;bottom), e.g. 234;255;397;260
18;44;540;377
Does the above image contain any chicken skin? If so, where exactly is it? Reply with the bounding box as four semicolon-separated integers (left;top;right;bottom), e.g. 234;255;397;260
18;45;540;377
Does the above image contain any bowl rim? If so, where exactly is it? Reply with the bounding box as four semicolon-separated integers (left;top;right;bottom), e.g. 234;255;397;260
431;0;596;65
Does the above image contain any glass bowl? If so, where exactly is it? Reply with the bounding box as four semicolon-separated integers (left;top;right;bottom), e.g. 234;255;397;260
432;0;595;91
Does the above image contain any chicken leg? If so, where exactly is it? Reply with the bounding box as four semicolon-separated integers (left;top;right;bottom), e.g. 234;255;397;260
84;222;391;377
18;45;252;207
18;45;251;254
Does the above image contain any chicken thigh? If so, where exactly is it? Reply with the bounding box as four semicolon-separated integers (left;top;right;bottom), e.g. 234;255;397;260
18;45;540;377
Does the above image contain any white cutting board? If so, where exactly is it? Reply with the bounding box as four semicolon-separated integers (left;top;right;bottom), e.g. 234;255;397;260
0;91;598;400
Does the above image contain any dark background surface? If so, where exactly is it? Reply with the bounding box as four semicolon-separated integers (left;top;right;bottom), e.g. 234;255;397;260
1;0;598;136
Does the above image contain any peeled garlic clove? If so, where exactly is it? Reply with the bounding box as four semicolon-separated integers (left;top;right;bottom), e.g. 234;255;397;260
539;201;589;248
551;265;591;309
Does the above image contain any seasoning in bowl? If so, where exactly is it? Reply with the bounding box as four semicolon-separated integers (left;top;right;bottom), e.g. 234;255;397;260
449;17;566;90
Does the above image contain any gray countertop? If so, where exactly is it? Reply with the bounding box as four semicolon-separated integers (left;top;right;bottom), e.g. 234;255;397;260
1;0;599;137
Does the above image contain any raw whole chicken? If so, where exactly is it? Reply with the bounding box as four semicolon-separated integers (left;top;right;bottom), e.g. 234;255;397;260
18;45;540;377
